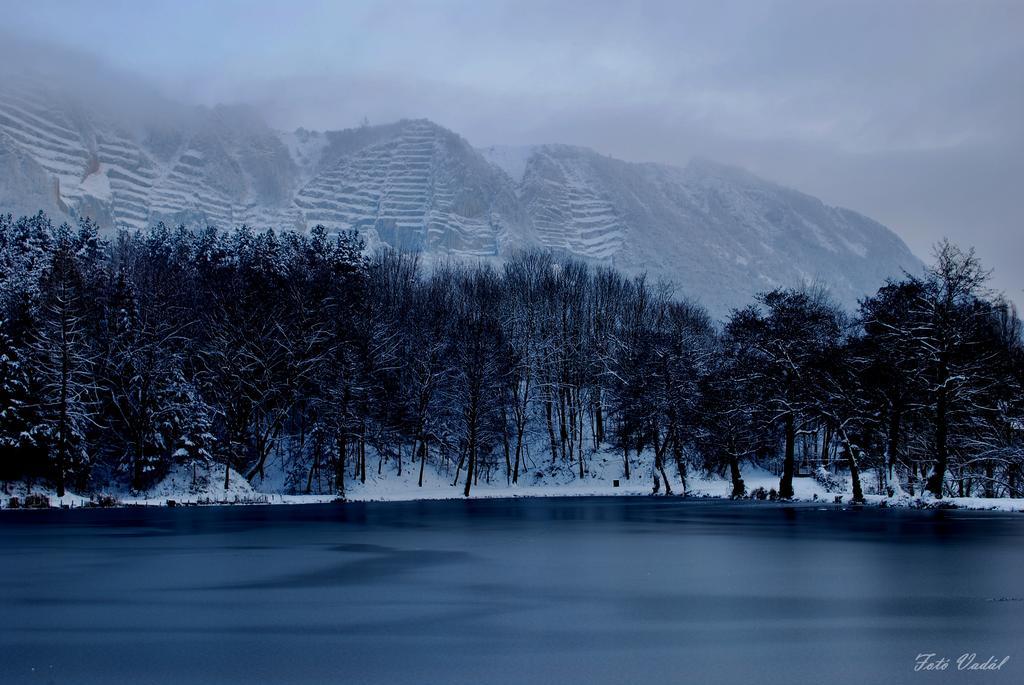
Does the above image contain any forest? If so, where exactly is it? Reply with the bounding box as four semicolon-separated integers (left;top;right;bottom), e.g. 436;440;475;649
1;210;1022;502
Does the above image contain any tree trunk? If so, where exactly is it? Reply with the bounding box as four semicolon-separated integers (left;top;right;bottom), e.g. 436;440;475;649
887;408;900;488
545;398;559;464
336;435;346;497
56;326;70;498
845;439;865;504
779;412;796;499
848;454;865;504
658;458;672;496
56;439;67;498
728;453;745;497
246;425;279;484
417;438;427;488
821;423;831;468
305;443;319;495
674;448;687;496
512;429;523;485
558;386;569;461
670;423;686;495
359;426;366;484
464;432;476;497
653;431;672;496
577;404;585;480
926;386;948;498
452;447;466;487
132;436;144;493
502;405;512;486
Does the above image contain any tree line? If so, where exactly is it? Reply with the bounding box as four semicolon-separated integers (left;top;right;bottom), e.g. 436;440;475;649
1;211;1022;500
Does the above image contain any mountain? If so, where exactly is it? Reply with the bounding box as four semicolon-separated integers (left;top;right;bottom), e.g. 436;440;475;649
503;146;920;314
0;77;920;315
292;120;526;255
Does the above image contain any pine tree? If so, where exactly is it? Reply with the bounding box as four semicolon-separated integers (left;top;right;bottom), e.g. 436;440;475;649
29;223;99;496
0;321;43;485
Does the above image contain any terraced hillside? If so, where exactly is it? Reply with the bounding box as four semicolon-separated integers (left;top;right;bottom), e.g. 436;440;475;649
295;120;522;255
0;80;921;314
517;145;628;260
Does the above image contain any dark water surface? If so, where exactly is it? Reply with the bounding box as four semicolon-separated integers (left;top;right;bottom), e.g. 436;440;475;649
2;497;1023;685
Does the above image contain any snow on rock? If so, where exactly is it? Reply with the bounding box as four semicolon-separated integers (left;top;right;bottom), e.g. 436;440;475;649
294;119;522;256
479;144;535;184
0;75;921;315
78;165;112;202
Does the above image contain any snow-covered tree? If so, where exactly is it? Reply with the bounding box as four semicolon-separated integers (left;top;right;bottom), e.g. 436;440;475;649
28;223;101;496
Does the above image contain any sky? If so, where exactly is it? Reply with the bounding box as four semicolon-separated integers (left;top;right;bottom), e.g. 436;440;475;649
4;0;1023;303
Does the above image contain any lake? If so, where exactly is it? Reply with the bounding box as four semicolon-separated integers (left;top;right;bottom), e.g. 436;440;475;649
1;497;1022;684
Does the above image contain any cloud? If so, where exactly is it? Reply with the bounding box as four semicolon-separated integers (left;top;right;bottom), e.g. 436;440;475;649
1;0;1022;302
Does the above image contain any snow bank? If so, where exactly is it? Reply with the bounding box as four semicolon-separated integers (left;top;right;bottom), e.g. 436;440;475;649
0;481;91;509
125;463;265;506
4;455;1024;512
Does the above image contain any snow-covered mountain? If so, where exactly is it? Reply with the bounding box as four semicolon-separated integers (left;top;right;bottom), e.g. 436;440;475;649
293;120;525;255
503;146;920;314
0;77;920;314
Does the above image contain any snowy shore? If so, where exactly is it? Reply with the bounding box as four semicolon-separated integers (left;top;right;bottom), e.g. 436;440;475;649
3;455;1023;513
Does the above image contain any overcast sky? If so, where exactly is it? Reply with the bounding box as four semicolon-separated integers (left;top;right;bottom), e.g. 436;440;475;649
5;0;1023;303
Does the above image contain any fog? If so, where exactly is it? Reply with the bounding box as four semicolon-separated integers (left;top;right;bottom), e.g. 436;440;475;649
3;0;1022;302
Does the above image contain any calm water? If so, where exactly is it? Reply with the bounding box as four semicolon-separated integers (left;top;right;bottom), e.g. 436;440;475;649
1;498;1023;685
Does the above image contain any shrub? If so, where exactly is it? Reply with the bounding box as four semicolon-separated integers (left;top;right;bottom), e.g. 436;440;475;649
814;466;844;493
